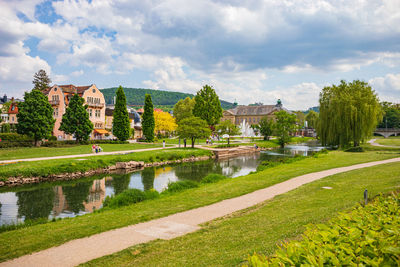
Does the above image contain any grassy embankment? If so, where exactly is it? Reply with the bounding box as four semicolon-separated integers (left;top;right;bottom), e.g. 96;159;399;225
0;148;398;262
0;148;212;180
81;161;400;266
0;143;166;161
375;136;400;146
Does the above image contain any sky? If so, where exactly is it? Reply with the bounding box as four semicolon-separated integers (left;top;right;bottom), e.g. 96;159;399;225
1;0;400;110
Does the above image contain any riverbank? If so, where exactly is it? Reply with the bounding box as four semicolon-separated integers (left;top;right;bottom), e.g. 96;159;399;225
0;150;399;262
0;149;213;186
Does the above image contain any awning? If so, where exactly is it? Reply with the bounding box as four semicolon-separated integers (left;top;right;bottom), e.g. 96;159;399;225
94;129;109;134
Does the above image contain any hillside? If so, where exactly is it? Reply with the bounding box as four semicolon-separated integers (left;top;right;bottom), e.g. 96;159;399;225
100;87;235;110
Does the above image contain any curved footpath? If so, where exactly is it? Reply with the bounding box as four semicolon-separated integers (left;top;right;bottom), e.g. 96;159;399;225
2;157;400;267
368;138;400;148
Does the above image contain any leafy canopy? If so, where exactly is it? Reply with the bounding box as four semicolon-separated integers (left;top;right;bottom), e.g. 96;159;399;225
274;110;298;148
17;89;55;145
378;102;400;129
177;116;211;148
142;94;155;142
154;111;177;134
305;110;319;129
318;80;382;147
258;116;275;140
112;86;130;141
193;85;223;127
59;94;93;142
173;97;195;124
216;120;240;144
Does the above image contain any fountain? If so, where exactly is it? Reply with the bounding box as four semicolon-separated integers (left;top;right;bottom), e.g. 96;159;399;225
239;120;257;137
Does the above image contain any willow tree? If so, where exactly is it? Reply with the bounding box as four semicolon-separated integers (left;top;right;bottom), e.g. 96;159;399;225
318;80;382;148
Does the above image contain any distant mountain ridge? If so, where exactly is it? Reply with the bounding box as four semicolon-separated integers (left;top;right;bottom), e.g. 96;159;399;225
100;87;235;110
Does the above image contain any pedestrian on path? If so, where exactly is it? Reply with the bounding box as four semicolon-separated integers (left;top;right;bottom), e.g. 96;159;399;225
163;140;166;148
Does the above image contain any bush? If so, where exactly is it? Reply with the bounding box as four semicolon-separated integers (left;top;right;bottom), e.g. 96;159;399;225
201;173;227;183
247;192;400;266
103;188;159;208
164;180;199;193
345;146;365;152
42;139;129;147
0;133;33;148
256;155;306;172
214;144;240;148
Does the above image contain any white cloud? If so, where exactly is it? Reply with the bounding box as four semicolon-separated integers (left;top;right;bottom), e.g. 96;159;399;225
369;73;400;103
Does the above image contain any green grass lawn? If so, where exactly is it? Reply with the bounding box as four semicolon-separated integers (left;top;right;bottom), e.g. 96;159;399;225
0;150;398;262
375;136;400;146
0;148;212;179
0;143;165;161
81;161;400;267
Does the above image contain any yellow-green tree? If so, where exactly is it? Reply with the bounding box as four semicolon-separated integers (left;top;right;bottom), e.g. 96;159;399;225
154;111;177;136
318;80;382;147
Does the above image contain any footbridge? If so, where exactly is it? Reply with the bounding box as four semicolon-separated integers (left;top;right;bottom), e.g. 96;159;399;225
374;128;400;138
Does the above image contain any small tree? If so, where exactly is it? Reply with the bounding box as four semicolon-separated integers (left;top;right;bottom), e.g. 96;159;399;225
193;85;223;127
142;94;155;142
33;69;51;92
112;86;130;141
59;94;93;142
305;110;319;129
274;110;297;148
177;117;211;148
258;116;275;140
216;120;240;145
154;110;177;136
173;97;195;124
17;90;55;146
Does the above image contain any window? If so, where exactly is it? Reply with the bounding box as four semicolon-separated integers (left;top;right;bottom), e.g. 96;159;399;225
89;109;92;117
92;89;96;93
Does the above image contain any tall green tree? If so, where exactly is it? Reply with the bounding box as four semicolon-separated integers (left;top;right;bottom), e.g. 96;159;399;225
258;116;275;140
33;69;51;92
59;94;93;142
216;120;240;145
193;85;223;127
305;110;319;129
173;97;195;124
318;80;382;147
378;102;400;129
177;116;211;148
17;90;55;146
142;94;155;142
112;86;130;141
274;110;298;148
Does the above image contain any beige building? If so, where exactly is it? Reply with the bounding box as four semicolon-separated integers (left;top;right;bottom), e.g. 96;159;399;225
45;84;108;140
222;100;287;126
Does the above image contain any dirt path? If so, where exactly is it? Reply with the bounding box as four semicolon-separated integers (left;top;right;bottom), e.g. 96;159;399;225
2;157;400;267
0;146;178;164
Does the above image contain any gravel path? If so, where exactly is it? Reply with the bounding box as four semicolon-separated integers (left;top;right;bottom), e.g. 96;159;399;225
2;157;400;267
368;138;400;148
0;146;177;164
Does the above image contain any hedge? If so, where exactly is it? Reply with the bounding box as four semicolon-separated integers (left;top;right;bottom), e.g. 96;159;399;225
0;133;33;148
247;192;400;266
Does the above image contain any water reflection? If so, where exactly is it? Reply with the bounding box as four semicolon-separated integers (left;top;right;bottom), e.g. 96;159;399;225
0;144;322;226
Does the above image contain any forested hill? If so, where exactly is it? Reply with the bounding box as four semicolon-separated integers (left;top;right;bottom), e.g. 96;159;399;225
100;87;235;110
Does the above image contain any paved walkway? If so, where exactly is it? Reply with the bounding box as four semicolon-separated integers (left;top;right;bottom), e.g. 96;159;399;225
368;138;400;148
2;157;400;267
0;146;177;164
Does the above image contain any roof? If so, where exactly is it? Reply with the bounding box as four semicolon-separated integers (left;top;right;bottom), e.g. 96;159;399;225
8;102;18;114
225;105;282;116
45;84;94;95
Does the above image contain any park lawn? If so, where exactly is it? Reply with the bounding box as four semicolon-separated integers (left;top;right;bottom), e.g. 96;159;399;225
0;150;399;261
81;161;400;267
0;148;212;179
0;143;166;161
375;136;400;146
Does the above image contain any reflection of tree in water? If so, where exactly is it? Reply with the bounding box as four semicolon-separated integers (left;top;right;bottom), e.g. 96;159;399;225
0;201;2;216
174;160;224;181
141;167;155;191
17;188;55;220
62;180;92;214
111;174;130;195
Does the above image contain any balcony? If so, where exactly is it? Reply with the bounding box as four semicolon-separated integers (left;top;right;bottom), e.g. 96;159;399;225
49;100;60;106
87;102;104;108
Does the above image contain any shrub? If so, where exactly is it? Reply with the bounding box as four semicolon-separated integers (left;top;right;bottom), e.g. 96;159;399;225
164;180;199;193
214;144;240;148
345;146;365;152
103;189;146;208
247;192;400;266
0;133;33;148
201;173;227;183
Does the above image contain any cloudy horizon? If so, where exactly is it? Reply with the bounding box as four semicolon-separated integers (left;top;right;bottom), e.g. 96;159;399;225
1;0;400;110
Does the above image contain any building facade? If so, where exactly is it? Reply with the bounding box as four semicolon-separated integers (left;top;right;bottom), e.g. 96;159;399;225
221;100;288;126
45;84;107;140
